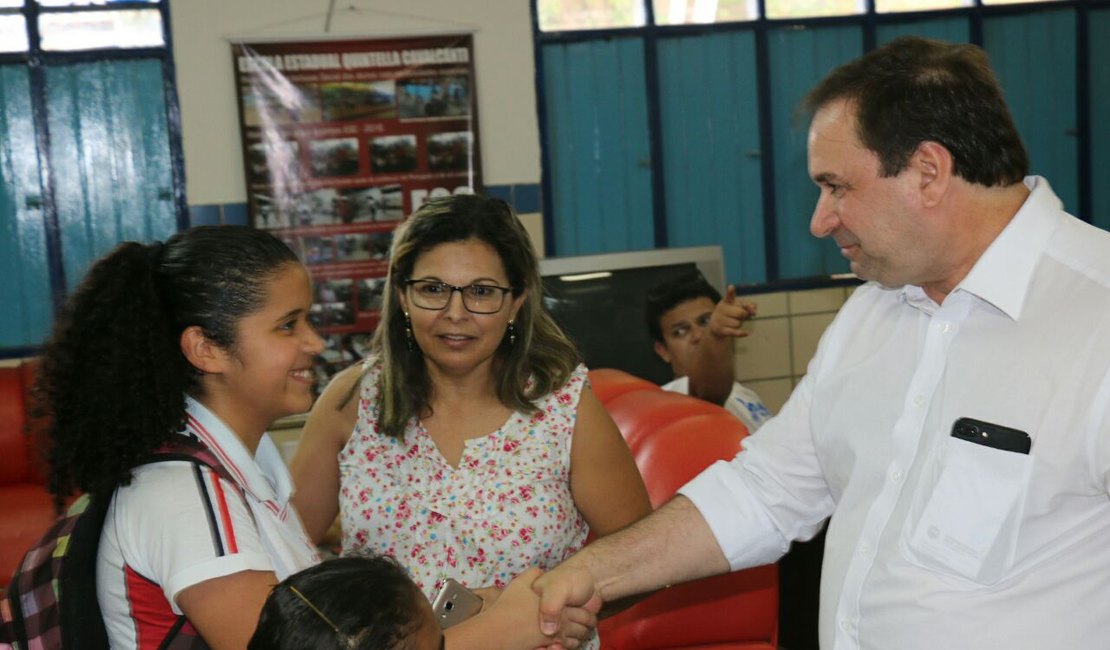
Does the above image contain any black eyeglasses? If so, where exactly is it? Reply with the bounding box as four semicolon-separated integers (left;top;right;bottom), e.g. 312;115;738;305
404;279;513;314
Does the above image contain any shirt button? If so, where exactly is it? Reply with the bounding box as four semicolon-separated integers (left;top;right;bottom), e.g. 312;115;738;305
890;469;904;483
913;395;925;407
859;543;872;557
942;322;952;333
840;618;856;632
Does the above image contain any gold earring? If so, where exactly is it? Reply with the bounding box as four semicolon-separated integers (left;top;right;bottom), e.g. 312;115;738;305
507;320;516;346
404;312;414;351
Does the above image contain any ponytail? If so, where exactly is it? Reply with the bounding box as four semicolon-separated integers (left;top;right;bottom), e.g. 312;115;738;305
38;242;188;503
38;226;299;504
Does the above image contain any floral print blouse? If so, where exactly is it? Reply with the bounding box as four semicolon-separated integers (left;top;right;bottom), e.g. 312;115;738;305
338;360;592;603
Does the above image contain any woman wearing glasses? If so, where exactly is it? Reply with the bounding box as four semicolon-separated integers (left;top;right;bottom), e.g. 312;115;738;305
292;194;651;649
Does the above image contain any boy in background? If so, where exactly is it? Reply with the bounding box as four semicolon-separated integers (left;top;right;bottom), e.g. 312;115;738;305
645;271;772;433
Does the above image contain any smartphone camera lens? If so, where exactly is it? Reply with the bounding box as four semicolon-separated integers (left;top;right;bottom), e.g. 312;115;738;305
444;601;454;611
956;423;987;439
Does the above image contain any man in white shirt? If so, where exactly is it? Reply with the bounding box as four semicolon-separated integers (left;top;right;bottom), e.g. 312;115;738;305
645;271;772;434
535;36;1110;650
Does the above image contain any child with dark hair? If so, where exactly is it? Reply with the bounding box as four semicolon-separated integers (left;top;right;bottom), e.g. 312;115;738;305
644;270;771;433
249;556;443;650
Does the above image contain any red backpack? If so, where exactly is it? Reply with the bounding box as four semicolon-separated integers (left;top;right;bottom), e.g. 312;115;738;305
1;436;237;650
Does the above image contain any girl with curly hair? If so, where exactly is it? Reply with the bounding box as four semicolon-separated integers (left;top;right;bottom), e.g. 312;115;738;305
291;194;651;649
37;225;323;648
39;225;593;650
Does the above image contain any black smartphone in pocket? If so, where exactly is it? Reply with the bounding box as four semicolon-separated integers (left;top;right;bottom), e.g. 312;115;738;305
951;417;1031;454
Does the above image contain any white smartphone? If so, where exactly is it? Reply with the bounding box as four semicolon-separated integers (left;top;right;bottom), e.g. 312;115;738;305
431;578;484;629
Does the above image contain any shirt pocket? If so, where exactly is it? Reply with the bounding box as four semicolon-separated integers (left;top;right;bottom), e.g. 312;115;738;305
900;436;1034;585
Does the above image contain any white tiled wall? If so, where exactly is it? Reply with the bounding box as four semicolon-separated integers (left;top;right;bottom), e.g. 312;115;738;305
733;285;855;413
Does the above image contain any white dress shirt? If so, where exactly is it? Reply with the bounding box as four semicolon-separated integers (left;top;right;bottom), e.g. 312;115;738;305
681;177;1110;649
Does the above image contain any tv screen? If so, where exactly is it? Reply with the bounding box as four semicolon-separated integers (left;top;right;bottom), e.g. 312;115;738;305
539;247;724;386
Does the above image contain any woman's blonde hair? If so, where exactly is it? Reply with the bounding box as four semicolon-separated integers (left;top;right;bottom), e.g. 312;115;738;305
368;194;579;439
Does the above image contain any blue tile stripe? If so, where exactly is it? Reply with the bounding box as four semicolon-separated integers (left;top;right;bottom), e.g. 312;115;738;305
188;184;542;230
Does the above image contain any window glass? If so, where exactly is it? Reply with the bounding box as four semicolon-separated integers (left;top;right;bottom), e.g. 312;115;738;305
877;0;969;11
0;14;28;51
652;0;758;25
765;0;862;19
39;8;161;50
981;0;1060;4
38;0;157;6
0;1;24;8
538;0;645;31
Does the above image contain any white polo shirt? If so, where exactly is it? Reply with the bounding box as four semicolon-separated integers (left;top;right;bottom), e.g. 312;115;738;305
97;397;319;649
662;376;772;433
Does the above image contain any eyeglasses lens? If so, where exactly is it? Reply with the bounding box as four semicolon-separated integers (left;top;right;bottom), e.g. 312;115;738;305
409;281;505;314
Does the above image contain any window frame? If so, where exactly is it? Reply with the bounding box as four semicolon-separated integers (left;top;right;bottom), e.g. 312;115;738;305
531;0;1099;286
0;0;186;358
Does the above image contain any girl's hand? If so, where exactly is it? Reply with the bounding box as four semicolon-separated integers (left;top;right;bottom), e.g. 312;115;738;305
482;568;598;650
471;585;503;613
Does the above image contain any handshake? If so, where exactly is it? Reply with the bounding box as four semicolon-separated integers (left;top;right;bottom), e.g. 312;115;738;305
453;564;602;650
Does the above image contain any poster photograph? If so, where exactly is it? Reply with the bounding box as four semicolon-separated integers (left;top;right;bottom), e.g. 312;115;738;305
231;34;481;391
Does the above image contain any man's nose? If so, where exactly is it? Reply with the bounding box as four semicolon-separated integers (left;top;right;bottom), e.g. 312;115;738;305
810;192;839;238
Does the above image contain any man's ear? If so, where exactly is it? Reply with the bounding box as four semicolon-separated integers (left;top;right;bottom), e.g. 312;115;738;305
913;140;954;208
653;340;672;365
180;326;229;375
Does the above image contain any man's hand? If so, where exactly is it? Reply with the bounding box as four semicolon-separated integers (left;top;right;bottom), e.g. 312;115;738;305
709;286;757;339
532;564;604;639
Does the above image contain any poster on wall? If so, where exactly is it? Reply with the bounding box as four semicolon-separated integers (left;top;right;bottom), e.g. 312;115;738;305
231;34;481;392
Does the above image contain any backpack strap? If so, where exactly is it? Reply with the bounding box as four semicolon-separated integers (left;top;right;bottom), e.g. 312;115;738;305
135;435;243;650
3;435;240;650
5;494;111;650
67;436;236;650
147;435;237;485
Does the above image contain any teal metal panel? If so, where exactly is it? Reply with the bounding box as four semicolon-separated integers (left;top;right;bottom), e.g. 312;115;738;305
45;58;177;292
542;38;653;256
877;16;971;45
657;32;766;285
983;9;1078;214
0;65;53;348
1091;9;1110;231
768;25;861;280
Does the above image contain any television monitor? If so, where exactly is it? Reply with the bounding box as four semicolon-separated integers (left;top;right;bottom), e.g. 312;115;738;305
538;246;725;385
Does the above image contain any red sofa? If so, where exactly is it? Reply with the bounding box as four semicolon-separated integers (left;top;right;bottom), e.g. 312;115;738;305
0;360;56;589
590;368;778;650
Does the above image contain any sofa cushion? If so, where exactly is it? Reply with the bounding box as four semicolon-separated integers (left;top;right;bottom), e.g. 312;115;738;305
604;389;725;456
0;482;58;586
633;412;747;508
587;368;659;403
0;366;30;486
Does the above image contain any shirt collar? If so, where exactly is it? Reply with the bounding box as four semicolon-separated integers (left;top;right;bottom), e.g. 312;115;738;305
902;175;1060;320
183;395;290;507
